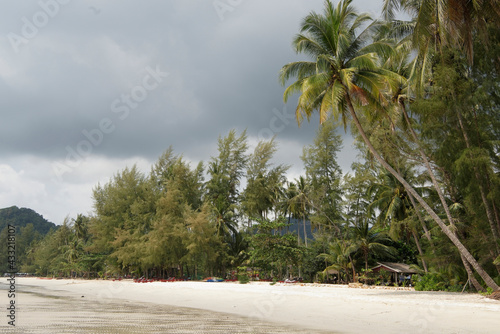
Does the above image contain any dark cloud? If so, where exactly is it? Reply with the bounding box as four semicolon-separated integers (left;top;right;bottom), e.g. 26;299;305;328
0;0;380;223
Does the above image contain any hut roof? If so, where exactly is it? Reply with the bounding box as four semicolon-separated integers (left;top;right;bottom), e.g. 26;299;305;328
325;269;339;275
371;262;418;274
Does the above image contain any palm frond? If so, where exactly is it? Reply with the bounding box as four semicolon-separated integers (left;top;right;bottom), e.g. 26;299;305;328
293;33;328;58
279;61;318;85
283;79;304;104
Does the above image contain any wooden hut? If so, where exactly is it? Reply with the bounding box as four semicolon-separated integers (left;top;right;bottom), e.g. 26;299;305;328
371;262;418;284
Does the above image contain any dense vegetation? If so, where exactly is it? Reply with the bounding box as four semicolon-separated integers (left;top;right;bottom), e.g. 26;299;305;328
0;206;56;273
0;206;56;235
5;0;499;291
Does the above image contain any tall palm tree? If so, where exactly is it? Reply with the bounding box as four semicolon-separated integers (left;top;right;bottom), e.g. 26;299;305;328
320;239;357;283
377;18;496;289
351;220;396;271
382;0;500;64
368;170;429;273
280;0;498;290
72;214;89;244
289;176;311;247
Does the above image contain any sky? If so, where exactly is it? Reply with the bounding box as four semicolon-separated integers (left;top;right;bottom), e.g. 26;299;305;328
0;0;383;224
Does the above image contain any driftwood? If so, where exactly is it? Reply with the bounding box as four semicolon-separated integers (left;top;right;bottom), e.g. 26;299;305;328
487;291;500;301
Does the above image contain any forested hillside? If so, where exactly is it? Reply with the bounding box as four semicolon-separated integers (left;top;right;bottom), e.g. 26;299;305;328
0;206;56;274
0;206;56;234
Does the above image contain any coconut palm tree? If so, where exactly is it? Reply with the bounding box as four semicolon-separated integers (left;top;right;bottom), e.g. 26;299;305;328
319;239;357;283
288;176;311;247
72;214;89;244
368;170;430;273
376;18;496;289
382;0;500;64
350;220;396;271
279;0;498;290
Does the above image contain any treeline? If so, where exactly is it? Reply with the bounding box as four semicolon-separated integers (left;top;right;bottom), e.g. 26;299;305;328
22;125;346;280
11;0;500;291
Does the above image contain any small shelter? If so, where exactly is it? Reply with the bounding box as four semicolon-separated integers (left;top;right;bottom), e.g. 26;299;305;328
371;262;418;284
321;268;340;283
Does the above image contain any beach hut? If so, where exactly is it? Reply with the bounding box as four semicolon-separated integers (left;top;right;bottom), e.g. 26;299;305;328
371;262;418;285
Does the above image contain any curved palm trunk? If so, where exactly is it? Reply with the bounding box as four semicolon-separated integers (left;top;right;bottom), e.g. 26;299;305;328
400;102;492;290
400;106;492;291
345;94;499;291
412;230;428;273
407;192;433;245
401;104;487;291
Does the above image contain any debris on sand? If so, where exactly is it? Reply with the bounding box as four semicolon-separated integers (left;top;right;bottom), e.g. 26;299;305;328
487;291;500;301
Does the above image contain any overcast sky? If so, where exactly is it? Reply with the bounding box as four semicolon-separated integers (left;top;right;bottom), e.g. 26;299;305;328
0;0;383;224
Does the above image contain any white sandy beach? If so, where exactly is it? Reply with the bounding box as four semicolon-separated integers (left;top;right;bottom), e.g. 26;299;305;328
1;277;499;333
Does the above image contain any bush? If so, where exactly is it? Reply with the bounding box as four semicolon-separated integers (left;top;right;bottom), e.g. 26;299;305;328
479;287;494;296
238;274;250;284
414;273;445;291
414;273;463;292
237;266;250;284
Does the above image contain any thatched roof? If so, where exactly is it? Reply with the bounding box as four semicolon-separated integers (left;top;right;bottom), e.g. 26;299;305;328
371;262;418;274
325;269;339;275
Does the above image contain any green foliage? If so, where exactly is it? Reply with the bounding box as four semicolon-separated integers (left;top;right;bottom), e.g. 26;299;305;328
0;206;56;235
0;206;55;273
30;219;74;276
319;239;356;283
343;162;377;228
479;287;494;296
242;138;289;221
280;0;394;126
351;221;397;271
248;217;303;278
414;273;464;292
237;266;250;284
413;273;446;292
91;165;155;257
288;176;312;247
206;130;248;240
183;204;223;276
301;119;344;232
301;238;332;282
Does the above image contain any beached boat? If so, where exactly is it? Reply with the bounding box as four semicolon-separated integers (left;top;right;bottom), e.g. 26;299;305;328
203;277;224;282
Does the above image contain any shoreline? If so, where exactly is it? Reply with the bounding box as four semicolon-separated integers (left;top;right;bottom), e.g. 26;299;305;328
1;277;499;333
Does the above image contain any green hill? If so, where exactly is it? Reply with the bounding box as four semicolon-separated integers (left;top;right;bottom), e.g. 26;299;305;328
0;206;56;235
0;206;57;274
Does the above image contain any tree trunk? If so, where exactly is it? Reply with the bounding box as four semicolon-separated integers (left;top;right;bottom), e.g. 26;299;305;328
407;192;432;244
460;254;486;292
412;230;428;273
349;254;356;283
297;218;300;246
401;103;495;290
303;213;308;247
345;94;499;291
490;192;500;237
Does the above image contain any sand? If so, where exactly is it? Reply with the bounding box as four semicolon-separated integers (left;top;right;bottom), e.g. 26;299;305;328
1;278;499;333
